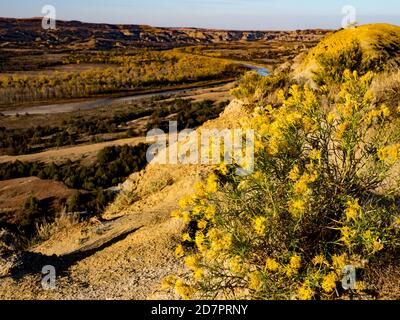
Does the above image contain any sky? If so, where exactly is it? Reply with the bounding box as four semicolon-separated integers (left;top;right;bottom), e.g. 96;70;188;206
1;0;399;30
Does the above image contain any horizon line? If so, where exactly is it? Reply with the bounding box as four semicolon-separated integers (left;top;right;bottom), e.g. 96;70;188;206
4;16;399;32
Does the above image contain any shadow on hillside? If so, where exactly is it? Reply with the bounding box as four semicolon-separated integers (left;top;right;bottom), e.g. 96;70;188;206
6;226;143;281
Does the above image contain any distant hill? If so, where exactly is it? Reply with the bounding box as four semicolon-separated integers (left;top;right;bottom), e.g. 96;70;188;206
294;23;400;79
0;18;329;50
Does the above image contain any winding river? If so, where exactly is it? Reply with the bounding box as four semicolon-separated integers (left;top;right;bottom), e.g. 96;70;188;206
1;65;269;116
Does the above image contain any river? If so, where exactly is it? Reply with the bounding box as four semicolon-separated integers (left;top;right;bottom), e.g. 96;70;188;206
1;65;269;116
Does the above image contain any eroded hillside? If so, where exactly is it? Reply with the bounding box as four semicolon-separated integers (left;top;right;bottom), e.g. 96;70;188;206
0;18;329;49
0;99;248;299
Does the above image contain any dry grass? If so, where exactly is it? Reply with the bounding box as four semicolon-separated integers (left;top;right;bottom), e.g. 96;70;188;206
34;209;80;244
371;70;400;111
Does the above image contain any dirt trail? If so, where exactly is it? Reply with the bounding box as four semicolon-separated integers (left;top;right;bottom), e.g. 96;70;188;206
0;100;247;300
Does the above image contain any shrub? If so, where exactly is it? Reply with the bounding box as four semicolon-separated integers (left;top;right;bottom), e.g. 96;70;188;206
313;40;365;85
232;71;290;106
33;209;80;243
170;70;400;300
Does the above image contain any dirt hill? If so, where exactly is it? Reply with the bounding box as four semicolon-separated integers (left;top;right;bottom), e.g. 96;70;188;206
293;23;400;79
0;177;76;226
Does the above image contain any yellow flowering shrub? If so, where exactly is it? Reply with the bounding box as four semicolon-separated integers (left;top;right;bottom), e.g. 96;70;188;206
170;70;400;300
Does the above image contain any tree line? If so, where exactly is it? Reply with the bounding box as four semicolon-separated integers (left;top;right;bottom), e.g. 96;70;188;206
0;50;241;105
0;144;149;190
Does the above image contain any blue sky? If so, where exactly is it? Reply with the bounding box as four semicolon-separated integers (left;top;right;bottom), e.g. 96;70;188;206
1;0;399;30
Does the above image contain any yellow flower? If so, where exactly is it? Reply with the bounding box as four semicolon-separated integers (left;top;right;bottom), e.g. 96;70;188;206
175;244;184;257
380;104;391;118
320;84;329;94
195;232;206;251
179;196;193;209
197;220;207;230
327;113;336;125
205;205;216;220
288;199;306;218
312;255;328;266
345;198;361;221
303;117;317;133
185;255;199;270
161;275;178;290
297;283;314;300
372;240;384;253
252;171;263;182
230;256;244;274
268;138;280;155
219;162;229;175
290;255;301;270
378;144;400;165
322;272;338;293
206;173;218;193
221;233;233;250
293;174;314;195
194;182;206;198
285;254;301;276
175;279;194;300
192;205;203;216
336;122;348;140
362;231;384;253
248;271;263;291
286;111;302;125
194;268;204;281
309;149;322;161
289;165;300;182
277;89;286;102
365;109;380;126
182;232;192;242
340;226;356;247
265;258;280;272
182;211;191;223
254;216;267;236
332;254;347;271
363;230;373;242
355;281;366;291
363;90;374;103
207;228;219;242
171;210;182;219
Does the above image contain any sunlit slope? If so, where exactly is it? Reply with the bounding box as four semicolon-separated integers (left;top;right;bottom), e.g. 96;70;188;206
295;24;400;78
